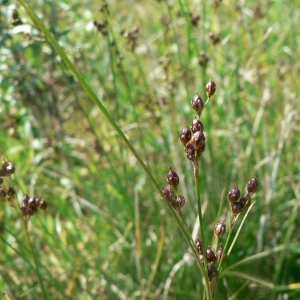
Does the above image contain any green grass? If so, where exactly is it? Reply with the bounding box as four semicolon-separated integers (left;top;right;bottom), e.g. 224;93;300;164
0;0;300;299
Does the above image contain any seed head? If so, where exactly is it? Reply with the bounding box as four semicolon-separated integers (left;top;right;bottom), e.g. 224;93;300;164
179;127;192;145
228;187;240;203
231;201;242;215
166;167;179;189
206;246;216;263
190;131;206;150
216;244;224;262
206;78;216;97
195;238;203;255
208;264;218;281
191;118;204;133
186;146;195;161
214;220;226;238
161;187;175;202
247;178;258;195
191;93;204;115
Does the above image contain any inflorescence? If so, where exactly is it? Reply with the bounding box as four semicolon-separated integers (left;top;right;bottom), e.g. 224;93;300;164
161;78;259;283
0;159;47;225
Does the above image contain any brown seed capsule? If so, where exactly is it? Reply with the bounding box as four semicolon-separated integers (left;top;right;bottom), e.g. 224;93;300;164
208;264;218;281
0;169;5;177
186;146;195;161
195;238;203;255
0;187;7;198
39;200;48;210
191;93;204;115
5;162;15;175
22;194;30;206
191;118;204;133
214;221;226;238
228;187;240;203
167;167;179;189
190;131;206;150
216;244;224;262
177;194;185;207
206;246;216;263
28;198;38;209
231;201;242;215
247;178;258;195
161;187;175;202
180;127;192;145
6;186;15;197
206;78;216;97
240;194;250;209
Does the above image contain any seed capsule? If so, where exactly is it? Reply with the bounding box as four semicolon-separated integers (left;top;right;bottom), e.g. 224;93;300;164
195;238;203;255
190;131;206;150
228;187;240;203
208;264;218;281
186;146;195;161
6;186;15;197
231;201;242;215
191;93;204;115
206;78;216;97
206;246;216;263
166;167;179;189
5;162;15;175
247;178;258;195
177;194;185;207
161;187;175;202
0;187;6;198
216;244;223;262
39;199;48;210
0;177;3;185
180;127;192;145
191;118;204;133
214;221;226;238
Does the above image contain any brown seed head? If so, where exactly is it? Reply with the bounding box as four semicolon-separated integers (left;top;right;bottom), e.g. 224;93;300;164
214;221;226;238
179;127;192;145
166;167;179;189
191;93;204;115
247;178;258;195
228;187;240;203
206;78;216;97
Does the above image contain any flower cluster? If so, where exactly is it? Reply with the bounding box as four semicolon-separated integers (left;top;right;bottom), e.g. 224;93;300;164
0;158;48;224
21;195;47;217
228;178;259;218
162;167;185;212
179;79;216;166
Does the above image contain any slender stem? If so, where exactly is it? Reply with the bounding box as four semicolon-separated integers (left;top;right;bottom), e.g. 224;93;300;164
194;165;212;300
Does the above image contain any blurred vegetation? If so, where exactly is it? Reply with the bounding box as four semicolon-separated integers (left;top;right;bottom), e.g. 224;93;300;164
0;0;299;299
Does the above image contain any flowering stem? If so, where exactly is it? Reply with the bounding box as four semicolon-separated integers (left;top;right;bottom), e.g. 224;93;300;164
194;163;212;300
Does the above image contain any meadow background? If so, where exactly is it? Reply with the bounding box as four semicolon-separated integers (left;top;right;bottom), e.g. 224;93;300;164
0;0;299;299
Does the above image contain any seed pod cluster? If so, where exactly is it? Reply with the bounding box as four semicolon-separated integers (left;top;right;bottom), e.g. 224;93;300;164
179;79;216;164
21;195;48;216
179;115;206;163
228;178;259;216
195;238;222;281
0;158;48;224
162;167;186;211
